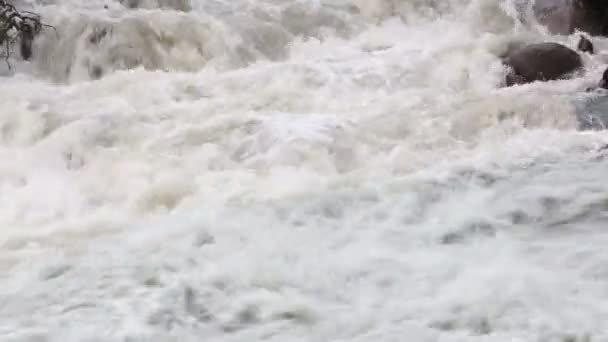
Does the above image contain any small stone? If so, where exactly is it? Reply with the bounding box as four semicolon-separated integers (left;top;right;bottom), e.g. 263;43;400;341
577;35;594;54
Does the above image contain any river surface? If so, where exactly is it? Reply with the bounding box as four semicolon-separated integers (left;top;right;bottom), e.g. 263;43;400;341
1;0;608;341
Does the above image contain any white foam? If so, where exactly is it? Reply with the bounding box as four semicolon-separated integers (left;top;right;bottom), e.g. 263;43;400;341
1;0;608;341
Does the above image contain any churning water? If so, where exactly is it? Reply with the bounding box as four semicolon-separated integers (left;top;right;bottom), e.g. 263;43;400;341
1;0;608;341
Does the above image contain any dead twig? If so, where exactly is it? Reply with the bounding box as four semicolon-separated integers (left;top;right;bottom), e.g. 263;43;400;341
0;0;59;69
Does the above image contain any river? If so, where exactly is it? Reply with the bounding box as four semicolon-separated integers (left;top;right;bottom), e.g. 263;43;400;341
1;0;608;341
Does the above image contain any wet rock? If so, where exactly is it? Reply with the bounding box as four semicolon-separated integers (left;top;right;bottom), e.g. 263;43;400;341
598;67;608;90
577;35;594;54
502;42;583;86
532;0;608;36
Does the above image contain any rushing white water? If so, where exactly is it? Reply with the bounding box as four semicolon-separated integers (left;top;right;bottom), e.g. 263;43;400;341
2;0;608;340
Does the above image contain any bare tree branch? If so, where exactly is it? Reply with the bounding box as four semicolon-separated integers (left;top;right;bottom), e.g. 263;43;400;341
0;0;57;69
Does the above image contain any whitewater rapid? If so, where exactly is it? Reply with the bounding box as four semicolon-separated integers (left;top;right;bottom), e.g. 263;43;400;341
2;0;608;341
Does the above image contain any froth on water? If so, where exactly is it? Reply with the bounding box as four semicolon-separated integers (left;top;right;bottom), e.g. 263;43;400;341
1;0;608;341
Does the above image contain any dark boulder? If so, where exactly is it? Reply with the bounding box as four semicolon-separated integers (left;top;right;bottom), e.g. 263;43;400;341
599;67;608;89
570;0;608;36
502;42;583;86
577;35;594;54
533;0;608;36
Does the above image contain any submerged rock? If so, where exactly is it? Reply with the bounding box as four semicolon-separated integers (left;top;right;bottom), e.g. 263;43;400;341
573;67;608;130
576;92;608;130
